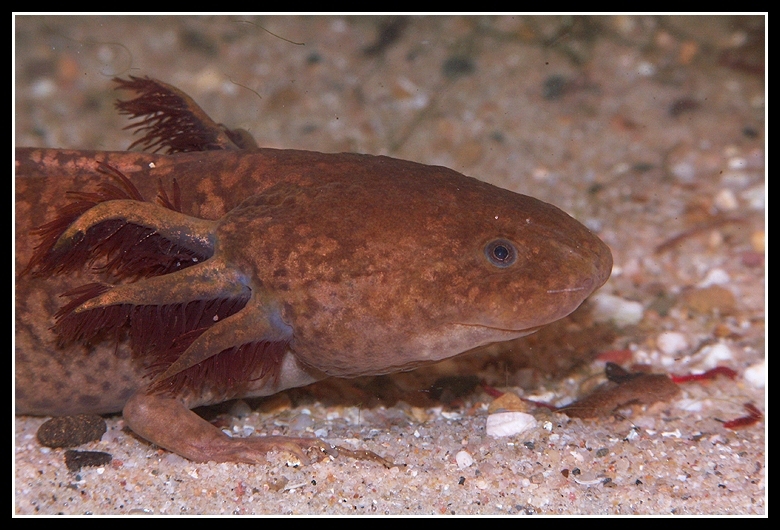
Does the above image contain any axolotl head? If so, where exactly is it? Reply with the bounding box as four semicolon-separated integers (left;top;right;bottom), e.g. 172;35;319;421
219;152;613;379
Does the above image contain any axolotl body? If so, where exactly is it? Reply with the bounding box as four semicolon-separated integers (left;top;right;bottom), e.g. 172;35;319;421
15;78;612;464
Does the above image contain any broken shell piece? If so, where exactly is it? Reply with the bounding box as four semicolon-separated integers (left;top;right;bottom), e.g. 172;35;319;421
485;411;538;438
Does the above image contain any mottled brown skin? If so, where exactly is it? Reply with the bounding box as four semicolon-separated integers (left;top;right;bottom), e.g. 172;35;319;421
15;80;612;465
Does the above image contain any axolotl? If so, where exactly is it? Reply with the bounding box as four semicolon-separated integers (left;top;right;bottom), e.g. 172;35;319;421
15;77;612;465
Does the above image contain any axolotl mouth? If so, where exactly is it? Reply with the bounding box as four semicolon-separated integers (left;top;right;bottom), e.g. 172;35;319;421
388;264;611;372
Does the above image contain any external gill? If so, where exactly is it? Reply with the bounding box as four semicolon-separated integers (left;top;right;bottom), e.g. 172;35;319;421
29;171;292;398
25;163;215;281
54;261;291;399
147;298;291;394
54;258;251;353
114;75;257;153
51;199;215;268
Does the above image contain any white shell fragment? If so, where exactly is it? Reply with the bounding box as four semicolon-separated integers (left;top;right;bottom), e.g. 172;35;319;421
485;412;538;438
744;361;766;388
590;293;644;326
701;342;734;367
657;331;689;355
455;450;474;469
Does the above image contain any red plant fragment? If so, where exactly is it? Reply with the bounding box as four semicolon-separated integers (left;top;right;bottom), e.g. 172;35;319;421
522;397;557;412
480;382;504;398
670;366;738;384
722;403;763;430
595;349;633;364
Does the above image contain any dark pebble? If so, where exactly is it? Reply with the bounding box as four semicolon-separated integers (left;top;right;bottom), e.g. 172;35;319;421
442;56;475;79
37;415;107;448
64;450;112;472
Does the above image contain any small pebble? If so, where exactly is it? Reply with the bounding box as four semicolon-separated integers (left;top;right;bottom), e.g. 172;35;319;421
657;331;689;355
744;361;765;388
488;392;528;414
700;343;735;367
590;293;644;326
682;285;736;315
64;450;112;472
37;415;107;448
741;185;765;210
289;412;315;432
750;230;765;252
713;188;738;211
485;412;537;438
697;268;730;288
442;56;475;79
455;450;474;469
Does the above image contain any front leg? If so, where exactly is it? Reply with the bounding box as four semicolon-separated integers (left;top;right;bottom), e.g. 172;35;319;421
123;392;394;467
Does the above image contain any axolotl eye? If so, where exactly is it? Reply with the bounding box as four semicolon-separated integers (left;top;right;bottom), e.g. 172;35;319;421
484;239;518;268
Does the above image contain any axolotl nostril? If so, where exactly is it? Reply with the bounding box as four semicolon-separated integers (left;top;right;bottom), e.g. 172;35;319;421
15;77;612;465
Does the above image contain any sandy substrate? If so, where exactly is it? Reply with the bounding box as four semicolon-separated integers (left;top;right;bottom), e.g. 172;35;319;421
14;15;765;515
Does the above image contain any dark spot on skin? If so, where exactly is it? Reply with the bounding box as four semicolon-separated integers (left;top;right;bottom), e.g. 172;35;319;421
77;394;102;409
32;398;55;412
119;386;136;403
306;325;326;343
194;191;210;208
